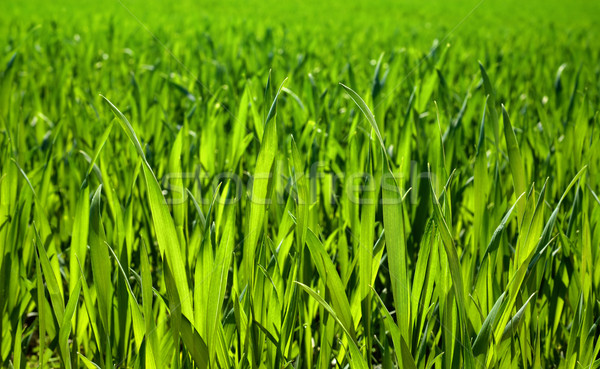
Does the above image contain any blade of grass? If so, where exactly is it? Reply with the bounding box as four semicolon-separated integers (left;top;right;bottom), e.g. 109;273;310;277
501;105;527;225
101;95;194;322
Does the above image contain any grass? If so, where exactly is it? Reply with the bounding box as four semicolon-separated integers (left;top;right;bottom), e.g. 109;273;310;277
1;0;599;368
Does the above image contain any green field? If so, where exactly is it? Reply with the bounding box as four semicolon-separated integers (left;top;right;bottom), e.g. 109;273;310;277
1;0;599;368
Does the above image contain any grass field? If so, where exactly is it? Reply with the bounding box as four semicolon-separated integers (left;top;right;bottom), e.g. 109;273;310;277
1;0;599;368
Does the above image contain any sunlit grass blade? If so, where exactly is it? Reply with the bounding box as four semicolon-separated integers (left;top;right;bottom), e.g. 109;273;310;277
305;229;357;341
472;291;506;358
140;241;160;369
244;78;287;286
500;292;536;341
89;186;112;338
501;105;527;224
482;193;525;261
101;95;194;322
58;279;81;369
427;164;475;368
340;82;411;344
295;281;366;369
478;62;499;148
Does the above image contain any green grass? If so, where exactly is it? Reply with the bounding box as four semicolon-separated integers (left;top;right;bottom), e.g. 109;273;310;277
1;0;599;368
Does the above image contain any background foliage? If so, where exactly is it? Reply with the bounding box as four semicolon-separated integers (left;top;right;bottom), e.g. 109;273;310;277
1;0;599;368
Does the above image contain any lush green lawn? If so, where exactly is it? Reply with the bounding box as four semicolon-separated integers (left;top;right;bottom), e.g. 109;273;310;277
1;0;599;368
